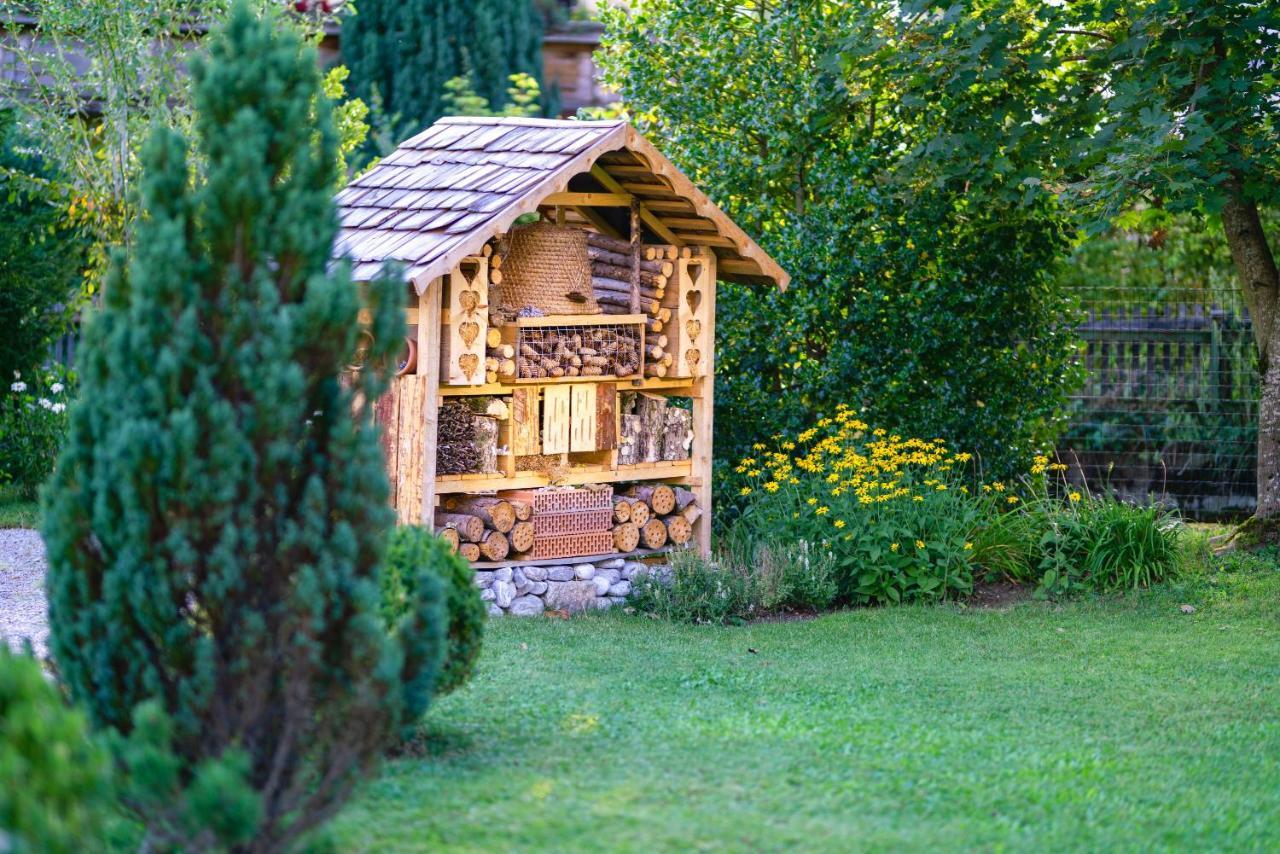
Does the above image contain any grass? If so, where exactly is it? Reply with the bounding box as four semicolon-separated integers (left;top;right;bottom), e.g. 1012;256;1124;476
327;561;1280;852
0;484;40;529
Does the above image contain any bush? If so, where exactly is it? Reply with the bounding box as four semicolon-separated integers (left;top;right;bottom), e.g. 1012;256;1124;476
629;550;755;625
40;6;445;849
733;406;983;605
0;367;73;499
382;526;486;698
0;649;112;852
1035;495;1183;596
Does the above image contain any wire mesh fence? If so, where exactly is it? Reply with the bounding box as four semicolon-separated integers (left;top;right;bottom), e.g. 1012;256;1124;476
1058;287;1256;520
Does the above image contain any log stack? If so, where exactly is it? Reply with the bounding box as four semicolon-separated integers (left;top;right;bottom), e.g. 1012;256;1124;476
620;483;697;549
618;393;691;465
589;234;675;375
433;507;511;562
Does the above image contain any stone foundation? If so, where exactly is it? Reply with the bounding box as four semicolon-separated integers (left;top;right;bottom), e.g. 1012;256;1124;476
474;558;671;617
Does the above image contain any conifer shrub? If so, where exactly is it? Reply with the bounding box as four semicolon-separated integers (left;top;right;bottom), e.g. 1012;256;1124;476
0;649;112;853
40;4;444;848
381;526;486;698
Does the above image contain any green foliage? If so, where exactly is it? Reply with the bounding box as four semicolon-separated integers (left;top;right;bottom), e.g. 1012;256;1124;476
1035;497;1183;596
343;0;548;152
382;526;486;699
111;702;262;849
0;112;85;384
0;649;112;853
442;73;543;119
629;549;754;625
597;1;1080;495
40;5;443;848
0;0;365;288
0;367;73;500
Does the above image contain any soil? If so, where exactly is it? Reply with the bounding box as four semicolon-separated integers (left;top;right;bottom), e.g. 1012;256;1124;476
967;579;1032;610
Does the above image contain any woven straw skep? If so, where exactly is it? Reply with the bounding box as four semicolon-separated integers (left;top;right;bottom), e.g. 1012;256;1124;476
497;222;600;316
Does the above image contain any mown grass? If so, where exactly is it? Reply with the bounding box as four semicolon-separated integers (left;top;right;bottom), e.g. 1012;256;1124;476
0;484;40;529
327;556;1280;851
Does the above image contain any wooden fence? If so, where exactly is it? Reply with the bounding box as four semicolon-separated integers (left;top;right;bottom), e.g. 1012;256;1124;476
1060;304;1256;518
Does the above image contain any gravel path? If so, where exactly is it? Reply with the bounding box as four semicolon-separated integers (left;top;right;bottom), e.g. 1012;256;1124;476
0;528;49;658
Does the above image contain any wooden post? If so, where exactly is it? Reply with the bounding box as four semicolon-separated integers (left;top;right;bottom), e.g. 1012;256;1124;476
691;251;716;557
628;199;642;316
419;275;443;526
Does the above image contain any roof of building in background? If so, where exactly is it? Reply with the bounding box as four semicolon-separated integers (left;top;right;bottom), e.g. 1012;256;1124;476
333;117;789;291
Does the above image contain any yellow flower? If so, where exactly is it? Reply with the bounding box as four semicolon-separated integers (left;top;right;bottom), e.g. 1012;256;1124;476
833;519;846;529
739;486;753;497
764;481;780;493
915;539;926;550
1006;495;1019;504
1069;492;1082;502
753;442;767;451
913;495;924;502
890;542;900;552
964;542;973;550
935;483;948;491
789;477;800;485
992;482;1005;492
807;497;818;505
815;506;830;515
782;441;796;451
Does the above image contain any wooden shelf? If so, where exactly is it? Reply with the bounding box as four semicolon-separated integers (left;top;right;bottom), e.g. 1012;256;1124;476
439;376;703;397
434;460;694;494
469;546;676;569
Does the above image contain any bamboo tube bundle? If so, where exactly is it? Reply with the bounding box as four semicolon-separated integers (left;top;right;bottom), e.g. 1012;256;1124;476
613;522;640;553
509;521;536;554
434;511;484;542
641;518;669;550
435;527;460;553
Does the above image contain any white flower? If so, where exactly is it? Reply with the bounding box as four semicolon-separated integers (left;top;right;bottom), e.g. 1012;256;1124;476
10;381;26;393
51;382;64;394
51;403;66;414
38;397;52;410
12;370;19;379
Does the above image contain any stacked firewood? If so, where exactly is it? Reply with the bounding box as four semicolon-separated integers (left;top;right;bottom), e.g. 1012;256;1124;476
515;325;642;380
484;328;517;383
610;484;699;552
587;234;675;378
618;393;692;466
435;496;535;563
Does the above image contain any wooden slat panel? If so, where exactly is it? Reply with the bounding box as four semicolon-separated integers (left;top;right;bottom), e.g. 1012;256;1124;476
542;385;571;455
510;387;540;455
444;259;489;385
569;383;598;452
595;383;618;451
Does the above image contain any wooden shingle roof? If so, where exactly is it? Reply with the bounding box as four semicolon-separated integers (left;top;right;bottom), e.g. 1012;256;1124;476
333;117;789;291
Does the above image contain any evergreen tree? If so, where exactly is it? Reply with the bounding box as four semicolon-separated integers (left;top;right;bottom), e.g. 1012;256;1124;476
343;0;547;150
41;4;444;849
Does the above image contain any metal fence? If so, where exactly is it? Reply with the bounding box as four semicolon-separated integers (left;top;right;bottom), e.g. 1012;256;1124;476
1058;303;1256;519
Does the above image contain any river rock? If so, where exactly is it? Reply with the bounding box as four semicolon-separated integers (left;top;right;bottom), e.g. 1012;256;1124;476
473;570;496;586
544;580;599;614
508;595;544;617
597;558;625;570
547;566;575;582
523;565;548;582
494;567;513;583
527;581;548;596
592;575;611;596
609;580;632;597
494;580;516;608
597;568;621;586
574;563;596;580
479;588;496;602
487;604;504;617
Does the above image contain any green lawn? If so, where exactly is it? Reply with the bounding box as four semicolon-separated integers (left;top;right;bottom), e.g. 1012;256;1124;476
0;484;39;529
329;563;1280;852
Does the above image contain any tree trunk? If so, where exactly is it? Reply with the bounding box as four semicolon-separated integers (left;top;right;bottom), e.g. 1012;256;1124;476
1222;183;1280;520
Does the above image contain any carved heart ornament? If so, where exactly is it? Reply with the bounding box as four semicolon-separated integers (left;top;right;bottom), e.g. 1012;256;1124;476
685;318;702;340
458;289;480;314
458;353;480;381
458;321;480;348
685;288;702;314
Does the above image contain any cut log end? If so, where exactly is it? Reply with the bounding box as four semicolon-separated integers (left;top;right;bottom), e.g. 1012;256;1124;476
613;522;640;553
641;518;669;550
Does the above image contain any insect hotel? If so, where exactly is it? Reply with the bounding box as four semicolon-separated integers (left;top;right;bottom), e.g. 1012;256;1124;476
334;117;788;614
